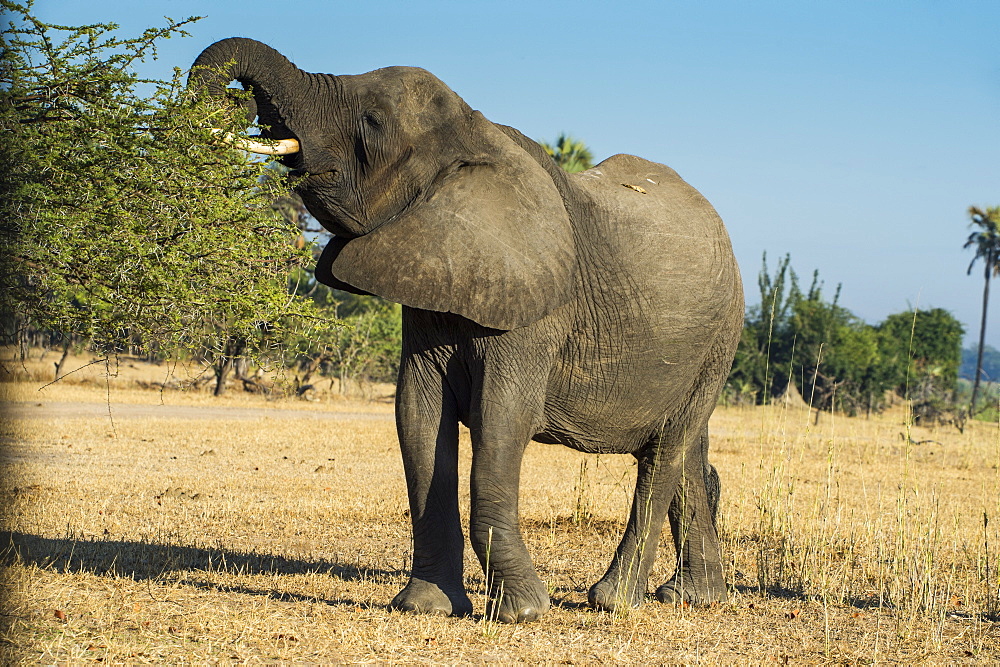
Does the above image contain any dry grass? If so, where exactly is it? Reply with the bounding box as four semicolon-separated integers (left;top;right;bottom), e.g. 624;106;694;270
1;354;999;663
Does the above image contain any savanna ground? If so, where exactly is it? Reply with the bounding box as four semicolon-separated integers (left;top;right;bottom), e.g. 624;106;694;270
1;350;998;664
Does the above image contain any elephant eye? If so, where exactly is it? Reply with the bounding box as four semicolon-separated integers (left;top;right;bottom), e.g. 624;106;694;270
362;110;385;129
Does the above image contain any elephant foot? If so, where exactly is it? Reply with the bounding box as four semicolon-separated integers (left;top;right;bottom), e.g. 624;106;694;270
587;575;645;612
391;578;473;617
485;575;550;623
655;569;727;606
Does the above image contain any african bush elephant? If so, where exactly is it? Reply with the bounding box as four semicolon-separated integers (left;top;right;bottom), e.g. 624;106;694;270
190;38;743;623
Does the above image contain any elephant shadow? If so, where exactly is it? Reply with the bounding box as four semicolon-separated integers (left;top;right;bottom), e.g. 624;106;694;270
0;530;404;609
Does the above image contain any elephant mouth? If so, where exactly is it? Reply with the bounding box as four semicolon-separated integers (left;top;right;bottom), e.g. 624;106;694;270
294;180;367;239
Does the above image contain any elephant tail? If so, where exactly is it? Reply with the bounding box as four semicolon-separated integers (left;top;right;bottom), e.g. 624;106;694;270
704;462;720;529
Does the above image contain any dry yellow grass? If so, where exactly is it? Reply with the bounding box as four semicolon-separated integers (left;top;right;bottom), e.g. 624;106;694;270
1;353;999;663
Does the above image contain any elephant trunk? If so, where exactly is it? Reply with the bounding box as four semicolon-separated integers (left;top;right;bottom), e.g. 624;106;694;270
188;37;314;155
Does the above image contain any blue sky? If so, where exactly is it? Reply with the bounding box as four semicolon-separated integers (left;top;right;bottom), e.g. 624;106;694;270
26;1;1000;346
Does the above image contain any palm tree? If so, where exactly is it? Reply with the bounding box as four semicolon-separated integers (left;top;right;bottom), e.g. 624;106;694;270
539;133;594;173
964;205;1000;412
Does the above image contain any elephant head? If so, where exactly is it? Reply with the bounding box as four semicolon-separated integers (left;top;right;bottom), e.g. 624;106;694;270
189;38;575;330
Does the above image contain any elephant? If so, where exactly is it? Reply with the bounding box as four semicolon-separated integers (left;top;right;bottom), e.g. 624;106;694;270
189;38;744;623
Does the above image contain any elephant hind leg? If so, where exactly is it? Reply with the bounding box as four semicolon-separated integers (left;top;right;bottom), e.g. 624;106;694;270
656;317;736;605
588;433;681;612
656;424;727;605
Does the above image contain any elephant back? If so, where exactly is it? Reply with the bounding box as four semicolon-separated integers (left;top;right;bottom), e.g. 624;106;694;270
571;153;739;330
544;154;742;441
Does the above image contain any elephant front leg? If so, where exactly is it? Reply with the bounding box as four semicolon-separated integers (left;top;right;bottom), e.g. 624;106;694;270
656;426;727;605
470;438;550;623
390;375;472;617
589;438;678;612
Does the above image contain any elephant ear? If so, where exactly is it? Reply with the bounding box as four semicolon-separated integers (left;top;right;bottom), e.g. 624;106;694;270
316;116;576;330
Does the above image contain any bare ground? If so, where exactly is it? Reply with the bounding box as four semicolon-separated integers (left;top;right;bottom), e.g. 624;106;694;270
1;352;998;663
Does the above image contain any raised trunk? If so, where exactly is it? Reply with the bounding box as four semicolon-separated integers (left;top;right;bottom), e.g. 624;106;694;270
188;38;319;143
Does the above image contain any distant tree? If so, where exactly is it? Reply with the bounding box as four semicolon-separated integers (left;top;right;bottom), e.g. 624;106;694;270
538;133;594;173
327;299;402;393
726;255;963;417
785;278;884;414
963;205;1000;411
878;308;964;397
728;253;797;404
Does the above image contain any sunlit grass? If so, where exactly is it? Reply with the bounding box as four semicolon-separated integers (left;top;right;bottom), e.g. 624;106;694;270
1;357;998;662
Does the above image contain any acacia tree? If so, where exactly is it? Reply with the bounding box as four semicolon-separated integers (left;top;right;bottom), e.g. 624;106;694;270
964;205;1000;412
1;2;330;379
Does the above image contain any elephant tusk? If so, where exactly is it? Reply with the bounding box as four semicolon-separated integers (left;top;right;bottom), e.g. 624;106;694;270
209;129;300;155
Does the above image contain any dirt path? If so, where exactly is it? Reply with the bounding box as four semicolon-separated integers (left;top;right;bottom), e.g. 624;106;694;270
3;400;394;422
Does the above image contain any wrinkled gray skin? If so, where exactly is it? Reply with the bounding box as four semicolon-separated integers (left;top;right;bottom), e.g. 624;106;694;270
190;38;743;623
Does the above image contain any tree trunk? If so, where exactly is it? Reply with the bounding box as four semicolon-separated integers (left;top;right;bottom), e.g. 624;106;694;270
213;356;233;396
53;342;71;381
971;254;992;413
234;355;248;381
213;336;247;397
17;322;28;364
